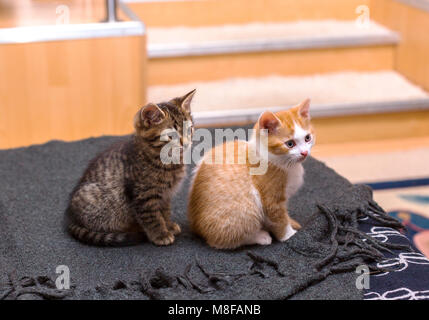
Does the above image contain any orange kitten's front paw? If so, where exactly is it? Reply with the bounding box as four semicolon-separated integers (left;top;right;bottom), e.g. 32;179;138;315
290;218;302;230
167;222;181;236
243;229;272;246
280;224;297;242
254;230;272;246
150;232;175;246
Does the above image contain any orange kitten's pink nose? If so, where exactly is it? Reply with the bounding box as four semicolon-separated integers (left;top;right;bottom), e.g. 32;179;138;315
300;151;308;157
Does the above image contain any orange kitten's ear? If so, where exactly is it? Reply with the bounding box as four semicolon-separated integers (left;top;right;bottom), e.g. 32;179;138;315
258;111;281;134
178;89;196;112
298;98;311;119
136;103;165;128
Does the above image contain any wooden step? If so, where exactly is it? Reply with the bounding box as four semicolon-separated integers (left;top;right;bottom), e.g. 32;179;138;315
148;20;398;58
146;20;399;85
124;0;371;27
0;2;147;150
371;0;429;93
148;71;429;144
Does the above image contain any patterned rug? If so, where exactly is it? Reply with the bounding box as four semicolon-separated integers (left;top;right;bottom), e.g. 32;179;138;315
371;184;429;258
318;147;429;259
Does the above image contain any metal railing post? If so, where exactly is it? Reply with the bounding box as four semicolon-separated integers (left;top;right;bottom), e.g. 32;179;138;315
102;0;120;23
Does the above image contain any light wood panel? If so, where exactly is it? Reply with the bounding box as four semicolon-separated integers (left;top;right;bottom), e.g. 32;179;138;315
312;110;429;145
312;135;429;157
197;110;429;147
129;0;370;27
371;0;429;91
0;35;146;149
148;45;395;85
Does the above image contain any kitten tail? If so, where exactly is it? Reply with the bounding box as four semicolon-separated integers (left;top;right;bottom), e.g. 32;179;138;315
68;223;144;247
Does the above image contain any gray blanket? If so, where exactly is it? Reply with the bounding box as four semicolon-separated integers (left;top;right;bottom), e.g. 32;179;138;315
0;132;406;300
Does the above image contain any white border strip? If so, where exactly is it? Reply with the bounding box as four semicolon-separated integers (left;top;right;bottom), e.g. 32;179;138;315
193;98;429;126
148;33;400;58
0;21;145;44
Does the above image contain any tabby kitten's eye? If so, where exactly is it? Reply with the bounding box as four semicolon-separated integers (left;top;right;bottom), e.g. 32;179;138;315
285;140;296;148
305;134;312;142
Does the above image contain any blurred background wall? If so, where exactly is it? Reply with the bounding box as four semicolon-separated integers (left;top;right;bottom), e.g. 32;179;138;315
0;0;428;151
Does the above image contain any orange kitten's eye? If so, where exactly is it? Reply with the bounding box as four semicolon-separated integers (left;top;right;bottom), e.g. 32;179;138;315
285;140;296;148
305;134;312;142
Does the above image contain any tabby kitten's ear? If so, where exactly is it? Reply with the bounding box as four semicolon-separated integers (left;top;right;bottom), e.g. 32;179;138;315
178;89;196;112
258;111;281;134
135;103;165;129
298;98;311;119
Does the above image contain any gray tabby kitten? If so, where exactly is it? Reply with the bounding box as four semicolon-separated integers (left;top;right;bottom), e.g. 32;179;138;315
65;90;196;246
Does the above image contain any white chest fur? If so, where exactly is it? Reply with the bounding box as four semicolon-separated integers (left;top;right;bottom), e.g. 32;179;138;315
285;163;304;200
251;163;304;215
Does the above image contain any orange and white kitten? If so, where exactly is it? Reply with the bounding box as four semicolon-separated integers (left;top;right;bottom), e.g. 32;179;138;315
188;99;315;249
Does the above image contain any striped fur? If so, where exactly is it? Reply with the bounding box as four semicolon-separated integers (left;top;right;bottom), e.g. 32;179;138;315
68;222;144;246
66;90;195;246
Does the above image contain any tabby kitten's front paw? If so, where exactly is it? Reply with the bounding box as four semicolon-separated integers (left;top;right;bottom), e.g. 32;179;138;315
150;232;175;246
167;221;181;236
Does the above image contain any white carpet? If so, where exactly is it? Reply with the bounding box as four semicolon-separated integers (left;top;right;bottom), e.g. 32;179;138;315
148;20;394;45
148;71;429;112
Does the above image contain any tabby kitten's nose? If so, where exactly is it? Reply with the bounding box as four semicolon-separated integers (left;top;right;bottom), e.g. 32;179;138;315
300;151;308;157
